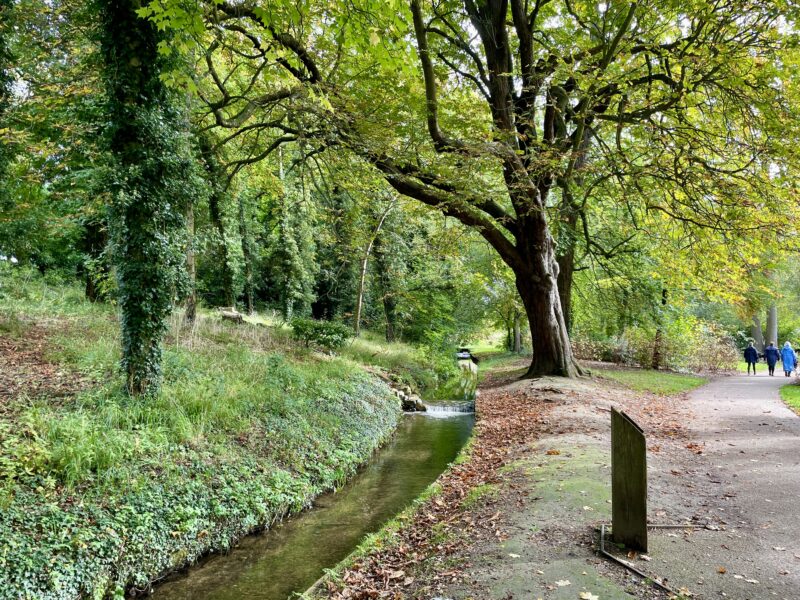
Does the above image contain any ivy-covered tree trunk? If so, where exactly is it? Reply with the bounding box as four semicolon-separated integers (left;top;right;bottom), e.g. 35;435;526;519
373;233;398;343
185;199;197;323
0;0;14;208
98;0;191;395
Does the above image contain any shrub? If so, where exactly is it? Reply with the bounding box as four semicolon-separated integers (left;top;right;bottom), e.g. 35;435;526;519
573;317;739;373
290;318;353;351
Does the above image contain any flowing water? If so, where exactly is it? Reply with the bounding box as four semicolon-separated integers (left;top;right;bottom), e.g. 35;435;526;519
150;410;474;600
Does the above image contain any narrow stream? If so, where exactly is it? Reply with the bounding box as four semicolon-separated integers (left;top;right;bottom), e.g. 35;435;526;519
150;410;474;600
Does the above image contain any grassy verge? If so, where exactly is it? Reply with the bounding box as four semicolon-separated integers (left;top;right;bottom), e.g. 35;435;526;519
780;382;800;414
0;270;401;599
595;367;707;395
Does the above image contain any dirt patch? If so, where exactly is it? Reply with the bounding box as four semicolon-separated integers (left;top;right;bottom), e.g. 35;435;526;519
0;322;89;410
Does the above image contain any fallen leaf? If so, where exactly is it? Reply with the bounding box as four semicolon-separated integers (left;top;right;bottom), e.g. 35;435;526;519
508;553;520;558
717;566;727;574
555;579;571;587
546;449;561;455
579;592;600;600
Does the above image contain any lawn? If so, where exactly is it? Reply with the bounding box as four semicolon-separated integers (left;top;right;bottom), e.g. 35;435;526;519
780;382;800;413
595;367;707;395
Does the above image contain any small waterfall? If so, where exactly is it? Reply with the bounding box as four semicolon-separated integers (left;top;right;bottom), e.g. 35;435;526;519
424;401;475;415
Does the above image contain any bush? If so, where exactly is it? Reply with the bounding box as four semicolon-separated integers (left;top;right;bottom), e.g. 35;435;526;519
573;317;739;373
291;318;353;351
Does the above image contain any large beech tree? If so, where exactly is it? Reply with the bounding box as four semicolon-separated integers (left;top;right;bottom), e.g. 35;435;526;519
148;0;797;376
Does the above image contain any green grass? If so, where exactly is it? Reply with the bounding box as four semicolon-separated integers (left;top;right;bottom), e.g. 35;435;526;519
0;268;402;599
596;367;707;395
780;383;800;413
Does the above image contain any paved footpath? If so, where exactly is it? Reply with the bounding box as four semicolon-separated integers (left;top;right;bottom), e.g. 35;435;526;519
651;372;800;599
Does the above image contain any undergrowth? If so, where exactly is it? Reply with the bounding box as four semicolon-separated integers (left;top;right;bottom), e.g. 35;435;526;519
0;269;402;599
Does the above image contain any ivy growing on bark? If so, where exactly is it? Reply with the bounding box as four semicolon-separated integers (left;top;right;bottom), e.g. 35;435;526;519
97;0;194;395
0;0;14;205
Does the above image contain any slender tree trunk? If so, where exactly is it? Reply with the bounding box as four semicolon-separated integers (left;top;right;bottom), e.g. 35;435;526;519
185;199;197;323
651;288;668;370
199;135;235;308
353;204;392;336
767;304;778;346
751;315;765;352
556;243;576;334
513;310;522;354
81;218;107;302
373;234;397;342
238;194;255;314
208;189;234;308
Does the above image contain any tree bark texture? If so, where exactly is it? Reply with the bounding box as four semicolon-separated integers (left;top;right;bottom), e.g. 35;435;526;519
767;304;778;346
373;233;398;343
751;315;765;352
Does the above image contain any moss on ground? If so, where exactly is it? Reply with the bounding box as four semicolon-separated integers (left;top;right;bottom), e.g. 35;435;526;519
0;271;402;600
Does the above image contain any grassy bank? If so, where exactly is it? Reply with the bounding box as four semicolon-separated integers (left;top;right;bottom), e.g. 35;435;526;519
0;271;402;599
595;367;707;395
780;382;800;413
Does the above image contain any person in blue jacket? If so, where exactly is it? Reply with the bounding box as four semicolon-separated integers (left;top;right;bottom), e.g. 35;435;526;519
764;342;780;376
781;342;797;377
744;342;759;375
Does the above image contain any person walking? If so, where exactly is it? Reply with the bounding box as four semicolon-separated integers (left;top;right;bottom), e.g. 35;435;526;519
764;341;780;376
744;342;759;375
781;342;796;377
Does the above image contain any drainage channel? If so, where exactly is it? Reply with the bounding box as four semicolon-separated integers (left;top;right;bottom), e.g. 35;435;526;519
149;409;474;600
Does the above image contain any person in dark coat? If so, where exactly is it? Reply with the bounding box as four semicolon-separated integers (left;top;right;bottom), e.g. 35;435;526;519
764;342;780;376
744;342;759;375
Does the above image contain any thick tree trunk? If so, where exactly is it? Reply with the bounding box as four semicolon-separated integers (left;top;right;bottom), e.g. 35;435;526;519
751;315;765;352
514;247;578;377
767;304;778;346
185;200;197;323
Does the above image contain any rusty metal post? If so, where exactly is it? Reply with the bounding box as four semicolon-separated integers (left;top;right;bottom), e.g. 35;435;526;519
611;407;647;552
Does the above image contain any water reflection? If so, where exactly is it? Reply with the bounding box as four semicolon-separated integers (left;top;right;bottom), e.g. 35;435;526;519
151;412;474;600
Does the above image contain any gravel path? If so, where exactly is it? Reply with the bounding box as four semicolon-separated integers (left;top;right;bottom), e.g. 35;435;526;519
650;372;800;599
